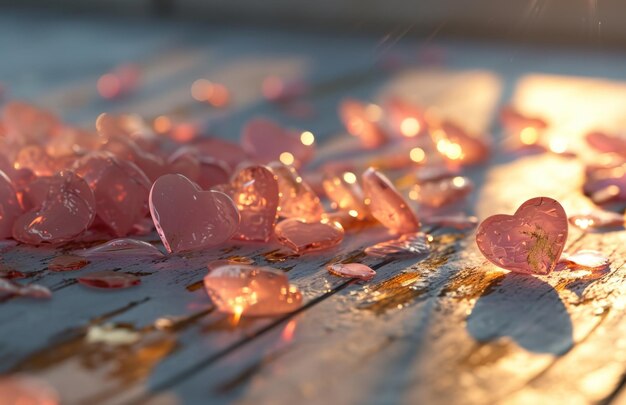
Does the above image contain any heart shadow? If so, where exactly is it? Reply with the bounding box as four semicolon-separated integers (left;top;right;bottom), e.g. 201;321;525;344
466;272;573;355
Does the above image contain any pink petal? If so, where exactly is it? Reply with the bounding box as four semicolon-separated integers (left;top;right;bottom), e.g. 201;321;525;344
12;171;96;245
269;162;324;221
78;271;141;289
204;264;302;316
327;263;376;281
48;255;90;272
275;218;344;254
361;168;420;234
150;174;239;253
475;197;568;275
339;98;387;149
364;232;431;258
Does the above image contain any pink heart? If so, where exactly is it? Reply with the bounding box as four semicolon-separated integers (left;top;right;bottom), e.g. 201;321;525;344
241;118;314;168
227;165;279;242
12;170;96;245
149;174;239;253
475;197;568;275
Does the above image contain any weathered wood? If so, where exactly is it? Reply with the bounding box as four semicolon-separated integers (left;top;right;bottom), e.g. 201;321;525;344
5;9;626;405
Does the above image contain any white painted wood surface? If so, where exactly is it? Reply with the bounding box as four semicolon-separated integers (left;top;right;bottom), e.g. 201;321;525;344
3;10;626;405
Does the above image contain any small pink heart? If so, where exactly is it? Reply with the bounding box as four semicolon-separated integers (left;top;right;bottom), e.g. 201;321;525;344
150;174;239;253
241;118;314;168
475;197;568;275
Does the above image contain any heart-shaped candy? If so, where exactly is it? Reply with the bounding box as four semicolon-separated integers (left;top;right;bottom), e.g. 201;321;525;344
227;165;279;242
150;174;239;253
475;197;568;275
12;170;96;245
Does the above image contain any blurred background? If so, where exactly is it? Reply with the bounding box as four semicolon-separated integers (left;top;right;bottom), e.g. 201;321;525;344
3;0;625;46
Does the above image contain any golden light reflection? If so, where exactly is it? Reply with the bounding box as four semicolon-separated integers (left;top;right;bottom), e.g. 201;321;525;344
348;209;359;218
342;172;357;184
153;116;172;134
300;131;315;146
549;136;568;154
279;152;295;166
400;117;421;137
281;319;297;343
452;176;466;187
409;147;425;163
519;127;539;145
231;304;244;326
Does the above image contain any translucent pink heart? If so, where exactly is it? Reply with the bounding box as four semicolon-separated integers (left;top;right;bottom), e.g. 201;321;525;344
12;171;96;245
14;145;59;177
586;131;626;156
78;271;141;289
229;165;279;242
559;250;609;271
415;164;460;183
362;168;420;234
73;152;151;237
0;266;25;279
327;263;376;281
411;176;473;208
0;279;52;299
364;232;431;258
0;170;22;239
0;374;60;405
339;98;387;149
79;238;164;258
269;162;324;221
583;164;626;205
262;76;308;102
150;174;239;253
167;152;200;182
48;255;90;272
204;264;302;316
499;106;548;131
2;101;60;146
569;210;624;231
191;137;247;169
102;135;165;181
241;118;314;168
475;196;568;275
385;97;425;138
322;171;369;220
432;121;490;165
275;218;344;253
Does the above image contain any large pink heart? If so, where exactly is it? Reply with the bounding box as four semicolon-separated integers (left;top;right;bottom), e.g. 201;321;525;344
475;197;568;275
149;174;240;253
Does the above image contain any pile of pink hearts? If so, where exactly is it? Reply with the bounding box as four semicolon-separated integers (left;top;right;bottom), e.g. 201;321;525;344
0;97;494;254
